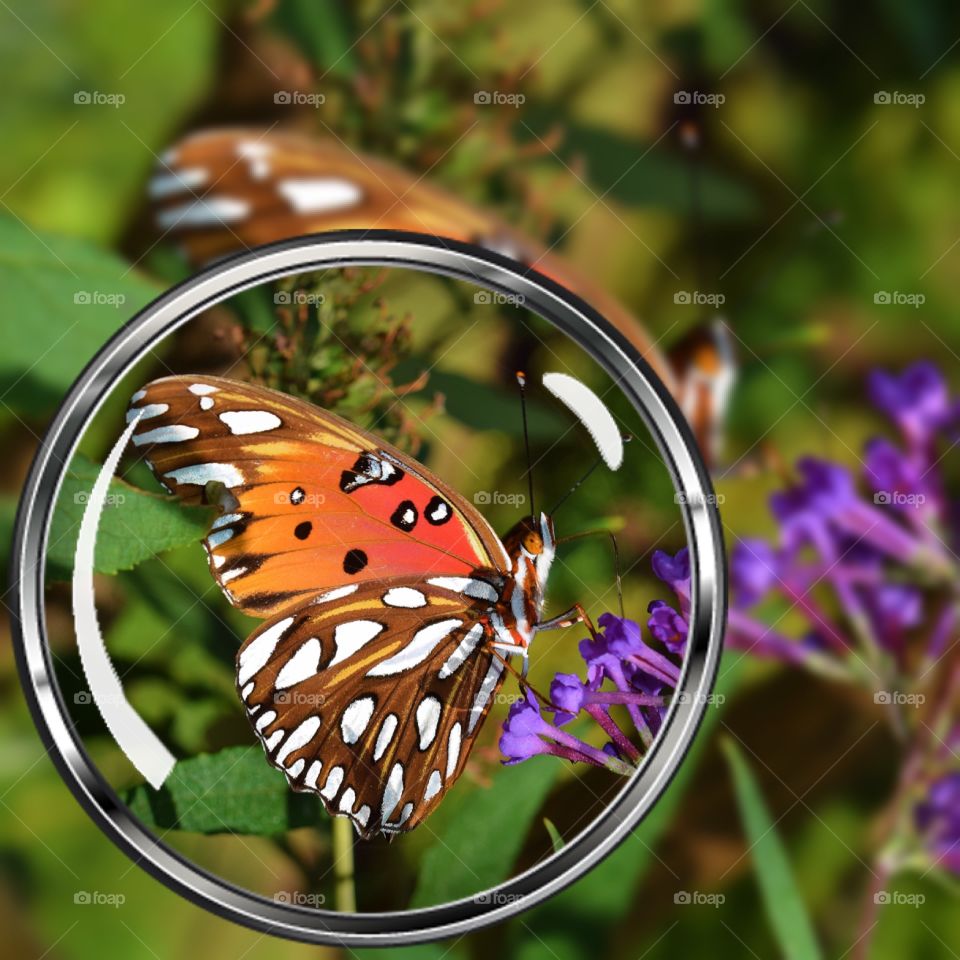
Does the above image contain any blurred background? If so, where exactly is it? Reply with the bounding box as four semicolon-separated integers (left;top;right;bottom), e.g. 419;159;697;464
2;0;960;957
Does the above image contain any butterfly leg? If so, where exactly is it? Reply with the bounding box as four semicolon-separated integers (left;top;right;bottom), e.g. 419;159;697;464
535;603;600;640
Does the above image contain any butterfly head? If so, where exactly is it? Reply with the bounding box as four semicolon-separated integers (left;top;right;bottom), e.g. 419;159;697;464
503;512;556;587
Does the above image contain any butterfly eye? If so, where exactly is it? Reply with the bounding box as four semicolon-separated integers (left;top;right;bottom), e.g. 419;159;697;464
523;532;544;555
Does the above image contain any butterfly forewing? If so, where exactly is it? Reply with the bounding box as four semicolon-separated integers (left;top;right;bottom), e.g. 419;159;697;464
236;577;508;837
128;376;509;618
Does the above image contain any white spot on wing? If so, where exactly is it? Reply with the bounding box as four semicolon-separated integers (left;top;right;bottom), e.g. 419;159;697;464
218;409;283;435
156;197;250;229
305;760;323;789
542;372;624;470
438;623;485;679
211;512;241;530
340;696;376;744
446;723;462;778
241;681;254;700
356;805;371;828
149;167;208;198
276;716;320;765
132;424;200;446
207;528;233;548
255;710;277;731
278;177;363;214
338;787;357;814
381;762;404;824
265;729;284;751
200;396;214;411
220;565;247;583
424;770;442;802
427;576;498;603
383;587;427;608
188;383;218;396
130;389;146;403
416;696;442;750
330;620;385;667
373;714;398;761
468;658;505;734
321;765;344;800
126;403;168;423
165;462;244;488
275;637;321;689
238;616;294;685
366;619;462;677
313;584;359;604
287;758;305;778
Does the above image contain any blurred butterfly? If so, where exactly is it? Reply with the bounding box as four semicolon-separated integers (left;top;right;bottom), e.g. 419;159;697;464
128;373;620;837
148;128;735;464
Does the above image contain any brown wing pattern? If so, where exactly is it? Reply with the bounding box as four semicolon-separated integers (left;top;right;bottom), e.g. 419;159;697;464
235;576;508;837
128;375;509;618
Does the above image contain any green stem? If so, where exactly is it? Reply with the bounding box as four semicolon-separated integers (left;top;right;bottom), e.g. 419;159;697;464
331;816;357;912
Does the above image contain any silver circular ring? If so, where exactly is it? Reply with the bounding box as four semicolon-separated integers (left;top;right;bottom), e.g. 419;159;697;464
10;230;726;945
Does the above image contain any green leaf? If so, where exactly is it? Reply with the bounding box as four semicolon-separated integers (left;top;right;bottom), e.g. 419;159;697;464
543;817;565;853
723;737;824;960
0;216;160;410
124;746;325;835
47;453;211;578
411;757;563;907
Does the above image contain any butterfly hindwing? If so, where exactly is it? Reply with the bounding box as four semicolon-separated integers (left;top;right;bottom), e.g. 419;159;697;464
128;376;509;618
236;576;508;837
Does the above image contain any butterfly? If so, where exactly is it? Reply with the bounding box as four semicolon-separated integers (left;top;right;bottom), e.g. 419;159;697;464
147;128;734;464
127;375;597;838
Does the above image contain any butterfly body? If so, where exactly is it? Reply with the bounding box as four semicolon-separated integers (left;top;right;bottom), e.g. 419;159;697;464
128;376;564;836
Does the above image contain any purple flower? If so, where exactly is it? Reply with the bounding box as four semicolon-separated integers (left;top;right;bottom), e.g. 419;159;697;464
915;773;960;874
652;547;690;591
550;673;589;725
647;600;687;655
868;362;952;447
731;538;781;606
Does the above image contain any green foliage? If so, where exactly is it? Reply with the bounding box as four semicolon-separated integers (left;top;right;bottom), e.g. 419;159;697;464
0;216;159;411
723;738;824;960
125;746;325;835
412;757;563;907
47;453;210;578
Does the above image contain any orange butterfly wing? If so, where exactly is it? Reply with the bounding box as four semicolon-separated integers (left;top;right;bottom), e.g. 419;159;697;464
128;376;509;618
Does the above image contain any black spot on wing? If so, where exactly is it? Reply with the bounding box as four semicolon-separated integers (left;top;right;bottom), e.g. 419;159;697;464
343;549;369;575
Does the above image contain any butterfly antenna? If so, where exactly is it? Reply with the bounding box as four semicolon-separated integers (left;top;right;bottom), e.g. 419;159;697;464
517;371;536;519
551;434;632;516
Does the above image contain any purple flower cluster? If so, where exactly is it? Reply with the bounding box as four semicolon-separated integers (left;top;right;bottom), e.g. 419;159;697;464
499;549;690;775
728;362;956;674
726;361;960;878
